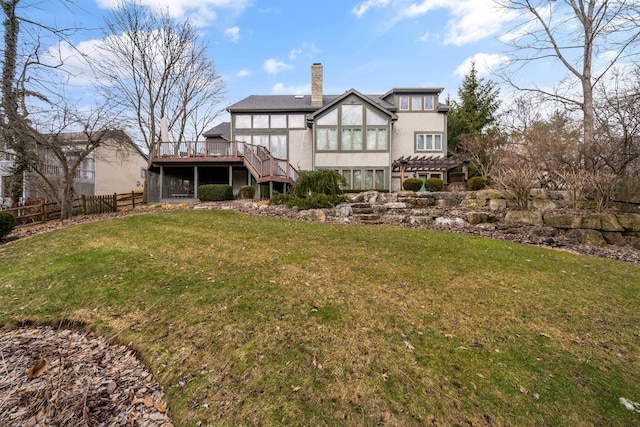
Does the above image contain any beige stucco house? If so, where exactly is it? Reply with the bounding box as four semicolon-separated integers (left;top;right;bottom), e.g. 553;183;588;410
147;63;456;202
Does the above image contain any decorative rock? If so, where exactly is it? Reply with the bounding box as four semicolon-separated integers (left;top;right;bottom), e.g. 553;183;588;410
461;198;485;209
465;211;498;224
300;209;326;222
384;202;408;210
616;213;640;232
409;216;432;225
543;213;583;229
505;211;544;227
475;189;503;201
435;217;468;227
488;199;507;210
602;232;626;246
565;229;606;246
334;204;352;217
594;214;624;232
530;198;557;211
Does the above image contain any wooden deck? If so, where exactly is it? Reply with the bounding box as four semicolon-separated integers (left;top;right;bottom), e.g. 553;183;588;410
151;141;298;184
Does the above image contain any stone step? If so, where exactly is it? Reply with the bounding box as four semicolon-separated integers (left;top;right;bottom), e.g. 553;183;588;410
350;203;371;209
352;207;374;214
353;213;381;222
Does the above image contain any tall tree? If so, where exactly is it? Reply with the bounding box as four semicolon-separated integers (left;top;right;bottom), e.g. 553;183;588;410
497;0;640;170
30;103;127;219
0;0;77;206
96;1;226;161
447;61;501;154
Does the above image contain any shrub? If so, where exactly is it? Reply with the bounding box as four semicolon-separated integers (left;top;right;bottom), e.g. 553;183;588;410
424;178;444;192
270;193;344;210
0;211;16;239
402;178;423;192
468;176;487;191
292;170;345;198
198;184;233;202
240;185;255;199
270;170;347;209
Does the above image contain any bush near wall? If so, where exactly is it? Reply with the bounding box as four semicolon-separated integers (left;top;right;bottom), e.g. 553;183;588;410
468;176;488;191
199;184;233;202
403;178;424;192
240;185;255;199
425;178;444;192
0;211;16;239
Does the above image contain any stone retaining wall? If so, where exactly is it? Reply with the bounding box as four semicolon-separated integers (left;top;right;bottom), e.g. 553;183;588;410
317;190;640;249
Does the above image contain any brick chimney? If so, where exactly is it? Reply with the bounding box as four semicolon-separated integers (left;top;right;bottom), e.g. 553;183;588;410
311;63;323;108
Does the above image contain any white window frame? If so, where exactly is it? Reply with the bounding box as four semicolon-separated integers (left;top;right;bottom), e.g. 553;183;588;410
416;133;443;152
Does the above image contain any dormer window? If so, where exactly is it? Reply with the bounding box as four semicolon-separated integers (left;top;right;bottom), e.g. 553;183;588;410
398;95;436;111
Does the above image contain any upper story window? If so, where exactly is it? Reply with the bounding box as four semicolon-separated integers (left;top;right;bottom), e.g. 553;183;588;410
289;115;306;128
235;114;307;129
398;95;436;111
341;105;363;125
316;104;389;152
416;133;442;151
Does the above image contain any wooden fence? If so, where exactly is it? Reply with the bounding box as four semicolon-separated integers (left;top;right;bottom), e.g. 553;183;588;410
1;191;144;228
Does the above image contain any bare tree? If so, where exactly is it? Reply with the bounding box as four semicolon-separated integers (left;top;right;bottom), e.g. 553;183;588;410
493;163;541;209
496;0;640;170
593;66;640;192
96;1;226;161
457;129;507;179
0;0;79;206
29;103;127;219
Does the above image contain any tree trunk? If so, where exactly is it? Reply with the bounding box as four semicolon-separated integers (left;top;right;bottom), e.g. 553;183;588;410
60;175;75;220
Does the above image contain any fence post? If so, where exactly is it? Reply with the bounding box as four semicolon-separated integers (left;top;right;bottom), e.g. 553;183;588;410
81;195;87;215
131;191;135;208
113;193;118;212
42;200;47;222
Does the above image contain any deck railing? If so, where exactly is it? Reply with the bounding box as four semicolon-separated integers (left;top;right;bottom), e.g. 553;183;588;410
154;140;298;183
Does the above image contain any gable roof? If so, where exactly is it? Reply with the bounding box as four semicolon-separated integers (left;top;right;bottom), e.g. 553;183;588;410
227;92;397;114
306;89;398;121
202;122;231;140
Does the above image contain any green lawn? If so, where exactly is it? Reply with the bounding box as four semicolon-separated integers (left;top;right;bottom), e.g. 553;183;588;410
1;210;639;426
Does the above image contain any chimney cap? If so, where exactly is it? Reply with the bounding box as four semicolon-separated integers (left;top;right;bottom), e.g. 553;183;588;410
313;62;322;66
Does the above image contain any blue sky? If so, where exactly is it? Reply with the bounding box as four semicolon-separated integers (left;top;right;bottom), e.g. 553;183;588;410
27;0;522;117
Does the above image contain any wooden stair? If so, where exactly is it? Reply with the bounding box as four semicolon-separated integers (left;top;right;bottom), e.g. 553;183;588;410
242;143;298;185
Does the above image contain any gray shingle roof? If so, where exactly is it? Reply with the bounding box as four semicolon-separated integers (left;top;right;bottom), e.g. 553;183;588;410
202;122;231;140
227;93;396;112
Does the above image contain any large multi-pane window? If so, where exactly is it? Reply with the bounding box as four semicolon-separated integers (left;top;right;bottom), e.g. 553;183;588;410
327;168;387;190
235;134;288;159
315;104;389;151
235;114;306;129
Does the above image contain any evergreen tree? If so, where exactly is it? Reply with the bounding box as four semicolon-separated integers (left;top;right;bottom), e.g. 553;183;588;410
448;62;500;154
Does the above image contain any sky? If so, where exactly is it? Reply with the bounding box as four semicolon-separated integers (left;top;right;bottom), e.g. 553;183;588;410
23;0;526;118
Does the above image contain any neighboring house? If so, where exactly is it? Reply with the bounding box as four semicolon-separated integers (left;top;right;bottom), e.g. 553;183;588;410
0;130;147;206
147;63;462;202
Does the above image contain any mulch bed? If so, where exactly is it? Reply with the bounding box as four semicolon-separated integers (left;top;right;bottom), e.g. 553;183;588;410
0;326;173;427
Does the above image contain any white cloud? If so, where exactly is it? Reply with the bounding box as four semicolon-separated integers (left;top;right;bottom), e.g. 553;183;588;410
288;42;321;60
353;0;515;46
224;26;240;42
263;58;293;74
96;0;250;26
352;0;392;18
455;53;508;77
271;83;311;95
44;39;104;86
236;68;253;78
